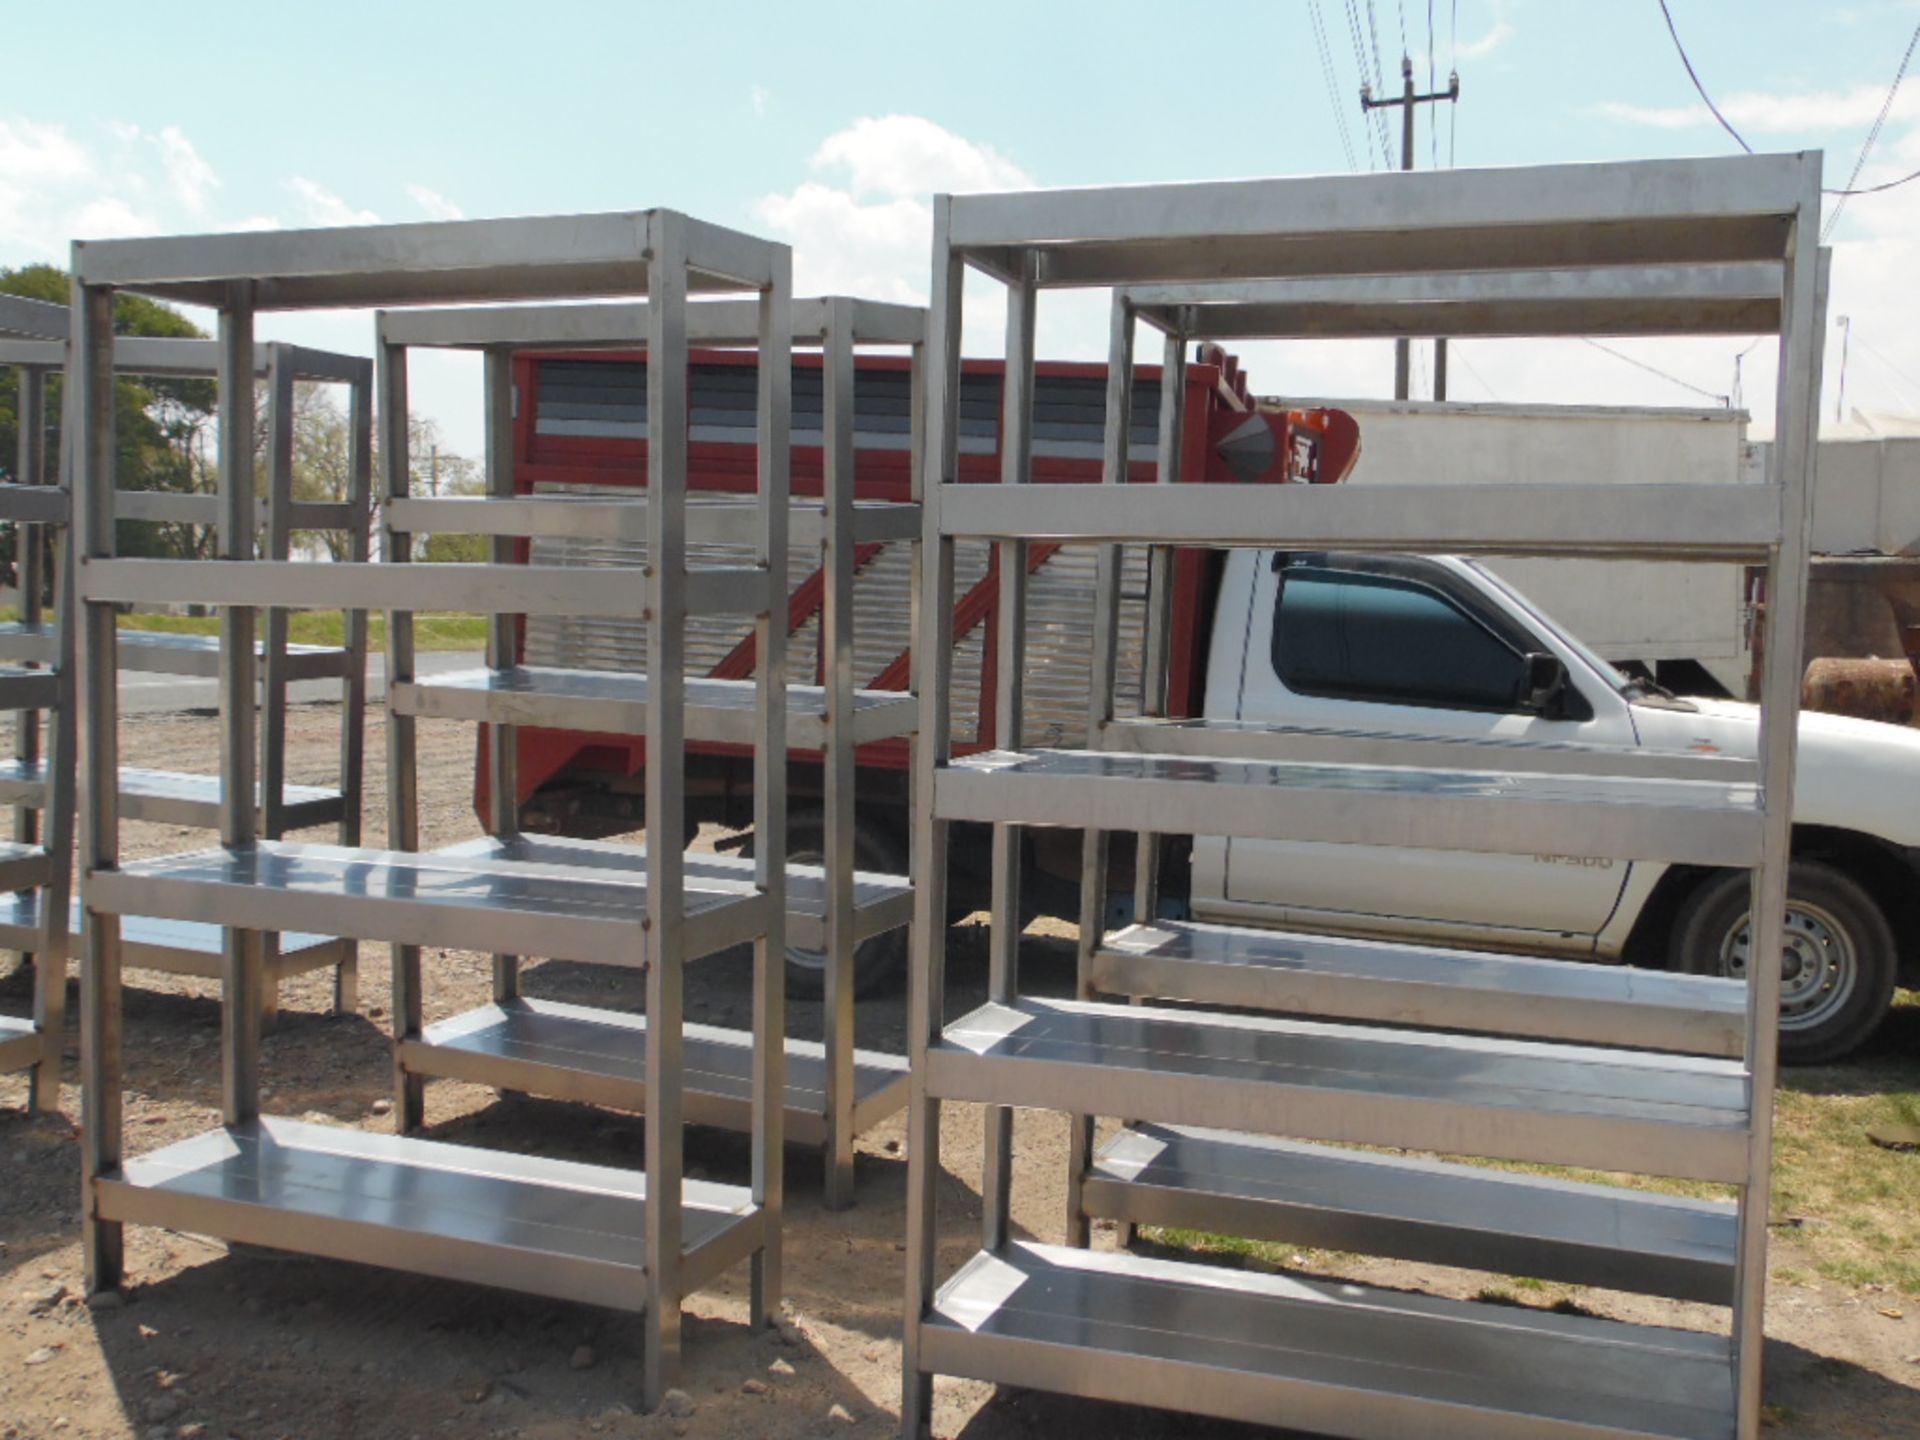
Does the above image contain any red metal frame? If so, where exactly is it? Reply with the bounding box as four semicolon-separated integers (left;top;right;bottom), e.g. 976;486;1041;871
485;350;1256;812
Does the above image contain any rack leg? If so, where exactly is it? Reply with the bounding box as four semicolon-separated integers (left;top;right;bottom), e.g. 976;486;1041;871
392;942;426;1131
333;944;360;1016
29;940;65;1114
81;918;124;1294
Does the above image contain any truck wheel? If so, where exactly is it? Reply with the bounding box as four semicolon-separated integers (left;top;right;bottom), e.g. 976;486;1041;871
1670;860;1895;1065
777;811;909;1002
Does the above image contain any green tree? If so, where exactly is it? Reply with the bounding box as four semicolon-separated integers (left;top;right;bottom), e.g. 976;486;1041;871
0;262;214;588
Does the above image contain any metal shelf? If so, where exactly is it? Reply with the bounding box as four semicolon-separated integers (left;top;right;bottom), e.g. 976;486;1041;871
905;152;1822;1440
117;629;352;681
0;623;60;665
0;841;53;891
938;480;1779;560
930;997;1751;1183
381;290;923;1213
391;664;916;749
387;494;921;547
0;487;69;526
96;1117;764;1311
404;997;908;1148
1093;920;1747;1057
0;1016;42;1077
1101;716;1759;782
0;667;61;711
0;893;351;985
0;761;344;830
74;211;795;1407
935;748;1762;867
922;1241;1736;1440
89;840;770;970
1084;1124;1737;1305
436;835;912;951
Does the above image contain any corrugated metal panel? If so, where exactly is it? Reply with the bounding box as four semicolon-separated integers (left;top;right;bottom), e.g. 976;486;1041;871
1018;545;1148;748
521;482;1150;752
534;360;1162;463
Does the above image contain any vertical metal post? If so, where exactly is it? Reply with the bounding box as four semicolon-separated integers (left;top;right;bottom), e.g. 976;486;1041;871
1131;333;1186;919
642;211;691;1411
340;366;374;853
750;254;792;1316
261;347;295;842
332;363;373;1016
1064;294;1136;1249
257;346;296;1029
821;299;860;1212
378;332;425;1131
483;349;522;1003
902;196;962;1440
74;276;124;1293
14;366;44;856
217;286;265;1128
1732;219;1827;1440
982;259;1037;1253
16;362;65;1115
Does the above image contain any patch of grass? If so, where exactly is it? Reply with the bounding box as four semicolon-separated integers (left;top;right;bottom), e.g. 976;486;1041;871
115;611;488;651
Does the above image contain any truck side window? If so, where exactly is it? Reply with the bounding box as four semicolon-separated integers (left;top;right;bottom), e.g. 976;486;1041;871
1272;567;1530;711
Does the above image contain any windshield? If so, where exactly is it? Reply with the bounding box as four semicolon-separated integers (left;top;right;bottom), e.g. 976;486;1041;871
1463;560;1639;696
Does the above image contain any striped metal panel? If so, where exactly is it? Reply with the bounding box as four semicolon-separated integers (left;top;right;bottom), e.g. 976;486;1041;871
533;360;1162;464
521;488;1148;751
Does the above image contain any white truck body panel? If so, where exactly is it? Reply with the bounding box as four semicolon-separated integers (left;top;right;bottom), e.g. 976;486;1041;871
1280;398;1754;689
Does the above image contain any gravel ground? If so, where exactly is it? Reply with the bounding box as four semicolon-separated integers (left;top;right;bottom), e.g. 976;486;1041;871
2;705;1918;1439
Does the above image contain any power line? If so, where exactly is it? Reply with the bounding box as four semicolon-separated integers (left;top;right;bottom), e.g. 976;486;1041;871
1447;0;1459;165
1452;343;1500;401
1824;19;1920;238
1655;0;1750;153
1310;1;1362;170
1654;0;1920;199
1581;337;1729;406
1853;332;1920;409
1345;0;1393;167
1427;0;1438;170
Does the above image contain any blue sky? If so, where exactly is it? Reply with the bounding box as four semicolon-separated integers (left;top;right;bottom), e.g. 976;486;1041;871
5;0;1920;450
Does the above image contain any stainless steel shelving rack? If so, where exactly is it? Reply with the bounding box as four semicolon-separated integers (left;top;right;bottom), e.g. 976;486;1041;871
72;209;794;1408
0;292;73;1111
0;332;369;1019
903;153;1826;1440
373;295;920;1208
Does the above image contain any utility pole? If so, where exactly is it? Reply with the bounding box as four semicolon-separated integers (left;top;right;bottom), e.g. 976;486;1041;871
1363;55;1460;399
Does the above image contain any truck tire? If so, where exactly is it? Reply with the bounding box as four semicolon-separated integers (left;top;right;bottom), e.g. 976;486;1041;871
775;811;909;1002
1669;860;1895;1065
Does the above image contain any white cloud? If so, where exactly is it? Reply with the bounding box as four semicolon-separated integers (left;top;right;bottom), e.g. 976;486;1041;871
287;177;380;228
811;114;1032;198
1456;19;1514;60
158;126;218;213
0;118;232;259
0;119;93;186
68;195;155;240
751;85;771;118
406;183;464;221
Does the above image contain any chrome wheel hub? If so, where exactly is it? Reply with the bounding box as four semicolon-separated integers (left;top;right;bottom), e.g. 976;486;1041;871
1719;899;1857;1032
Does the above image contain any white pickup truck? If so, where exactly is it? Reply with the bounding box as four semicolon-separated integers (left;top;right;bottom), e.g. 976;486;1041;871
1180;548;1920;1064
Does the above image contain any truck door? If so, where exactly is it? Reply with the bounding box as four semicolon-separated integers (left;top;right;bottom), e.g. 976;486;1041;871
1210;551;1635;947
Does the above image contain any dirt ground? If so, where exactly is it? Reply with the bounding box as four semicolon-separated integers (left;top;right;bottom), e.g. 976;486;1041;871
3;705;1920;1439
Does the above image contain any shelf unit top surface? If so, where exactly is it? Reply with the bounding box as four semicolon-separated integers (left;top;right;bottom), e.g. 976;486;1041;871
927;1241;1735;1440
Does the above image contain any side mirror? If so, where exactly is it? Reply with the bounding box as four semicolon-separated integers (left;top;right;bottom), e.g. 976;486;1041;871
1523;652;1569;714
